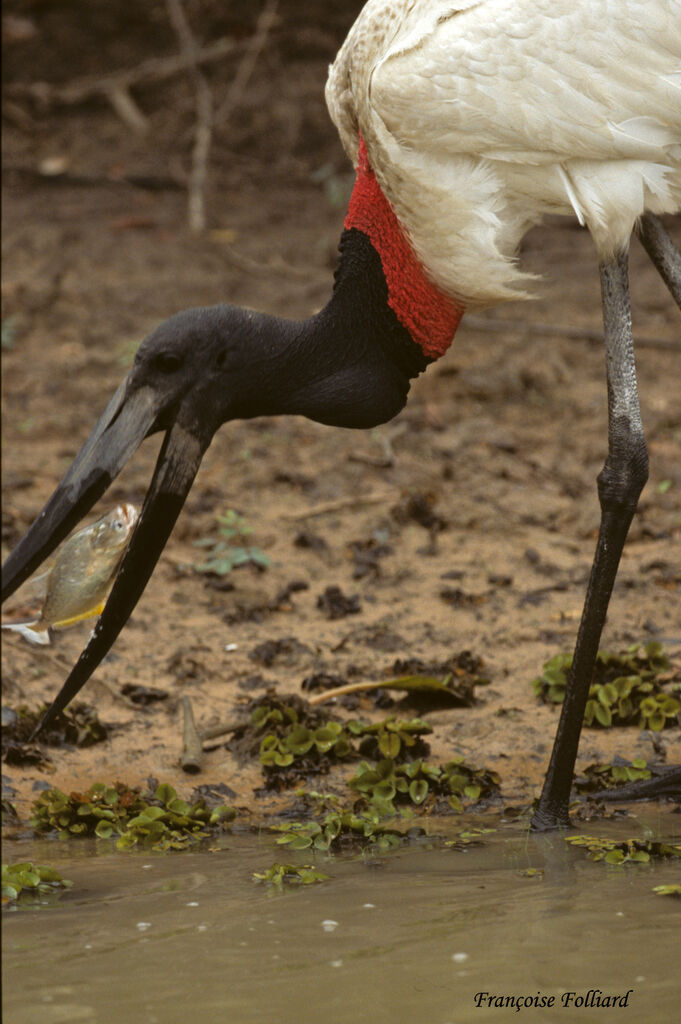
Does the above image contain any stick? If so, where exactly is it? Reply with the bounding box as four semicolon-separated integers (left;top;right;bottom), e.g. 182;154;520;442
307;680;387;706
214;0;278;123
166;0;213;233
5;37;237;108
199;719;249;743
181;695;203;772
347;423;407;468
281;491;395;521
105;85;149;136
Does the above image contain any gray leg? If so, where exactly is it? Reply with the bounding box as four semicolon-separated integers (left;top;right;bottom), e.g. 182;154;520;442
637;213;681;309
531;250;649;830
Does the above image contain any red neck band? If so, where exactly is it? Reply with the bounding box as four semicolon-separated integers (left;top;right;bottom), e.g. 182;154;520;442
344;137;463;359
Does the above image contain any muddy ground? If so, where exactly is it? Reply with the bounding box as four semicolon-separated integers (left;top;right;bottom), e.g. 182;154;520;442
2;1;680;825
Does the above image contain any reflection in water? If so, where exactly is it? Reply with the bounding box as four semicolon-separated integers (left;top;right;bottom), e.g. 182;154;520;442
3;814;680;1024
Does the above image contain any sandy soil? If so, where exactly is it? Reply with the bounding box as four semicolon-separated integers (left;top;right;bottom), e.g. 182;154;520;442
2;1;680;824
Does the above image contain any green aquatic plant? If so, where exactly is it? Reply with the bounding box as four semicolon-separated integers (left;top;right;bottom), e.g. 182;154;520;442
533;642;680;730
260;720;354;769
254;705;430;772
253;863;330;887
565;834;681;866
653;884;681;897
2;862;72;902
271;806;406;853
348;756;501;815
574;758;652;793
30;782;235;850
444;826;497;851
192;509;270;575
346;716;432;759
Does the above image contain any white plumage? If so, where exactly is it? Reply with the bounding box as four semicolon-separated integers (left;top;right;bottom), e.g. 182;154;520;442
326;0;681;307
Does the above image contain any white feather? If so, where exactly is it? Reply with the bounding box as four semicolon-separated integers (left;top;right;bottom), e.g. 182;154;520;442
326;0;681;308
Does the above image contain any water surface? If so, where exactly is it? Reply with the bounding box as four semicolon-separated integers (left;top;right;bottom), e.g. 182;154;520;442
3;812;679;1024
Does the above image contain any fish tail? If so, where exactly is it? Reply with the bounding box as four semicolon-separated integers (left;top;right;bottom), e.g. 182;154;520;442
1;620;51;645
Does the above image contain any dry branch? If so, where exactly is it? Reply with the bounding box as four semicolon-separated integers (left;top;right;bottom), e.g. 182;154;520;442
5;35;237;120
166;0;213;233
215;0;278;123
281;490;396;521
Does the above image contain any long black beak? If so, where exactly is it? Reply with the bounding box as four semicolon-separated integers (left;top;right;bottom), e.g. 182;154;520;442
1;379;159;602
1;380;212;736
29;420;210;736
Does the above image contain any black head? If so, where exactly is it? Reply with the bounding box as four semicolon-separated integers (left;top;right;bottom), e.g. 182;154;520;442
1;303;278;732
2;233;419;733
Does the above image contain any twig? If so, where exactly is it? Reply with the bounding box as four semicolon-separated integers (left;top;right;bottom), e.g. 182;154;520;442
281;490;396;521
214;243;312;279
166;0;213;233
200;719;249;743
462;315;680;351
104;85;149;136
215;0;278;123
5;36;237;115
181;695;203;772
347;423;407;468
308;679;386;706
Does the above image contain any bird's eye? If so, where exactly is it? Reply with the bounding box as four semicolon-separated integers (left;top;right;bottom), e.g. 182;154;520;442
215;350;228;369
152;352;183;374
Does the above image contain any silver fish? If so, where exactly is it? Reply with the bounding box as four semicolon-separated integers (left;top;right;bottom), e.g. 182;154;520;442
2;503;138;645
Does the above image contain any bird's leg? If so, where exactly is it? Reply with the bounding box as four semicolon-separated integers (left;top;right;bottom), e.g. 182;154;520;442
531;249;648;831
636;213;681;310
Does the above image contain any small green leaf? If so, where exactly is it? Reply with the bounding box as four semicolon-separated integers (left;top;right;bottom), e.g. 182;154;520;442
594;703;612;727
408;779;428;805
378;732;401;758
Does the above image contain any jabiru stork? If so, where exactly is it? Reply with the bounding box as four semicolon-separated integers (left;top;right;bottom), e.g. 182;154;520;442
2;0;680;829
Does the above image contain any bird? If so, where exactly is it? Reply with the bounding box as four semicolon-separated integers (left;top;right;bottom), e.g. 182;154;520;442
2;0;680;829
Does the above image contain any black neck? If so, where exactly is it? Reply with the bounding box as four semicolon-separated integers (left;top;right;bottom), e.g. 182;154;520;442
241;228;432;429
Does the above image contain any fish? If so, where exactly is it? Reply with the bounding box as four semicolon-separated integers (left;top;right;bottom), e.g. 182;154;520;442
1;503;138;645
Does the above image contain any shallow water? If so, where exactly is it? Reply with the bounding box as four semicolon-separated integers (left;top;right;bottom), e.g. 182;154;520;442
3;812;680;1024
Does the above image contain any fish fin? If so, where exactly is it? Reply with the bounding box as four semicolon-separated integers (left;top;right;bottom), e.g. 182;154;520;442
51;603;105;630
1;621;52;645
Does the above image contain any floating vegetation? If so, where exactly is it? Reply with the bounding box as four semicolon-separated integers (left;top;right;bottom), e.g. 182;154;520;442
2;862;72;903
253;863;330;887
349;756;501;815
565;834;681;866
444;826;497;851
30;782;235;850
192;510;270;575
248;694;500;818
533;642;680;730
271;807;407;853
575;759;652;793
653;884;681;897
